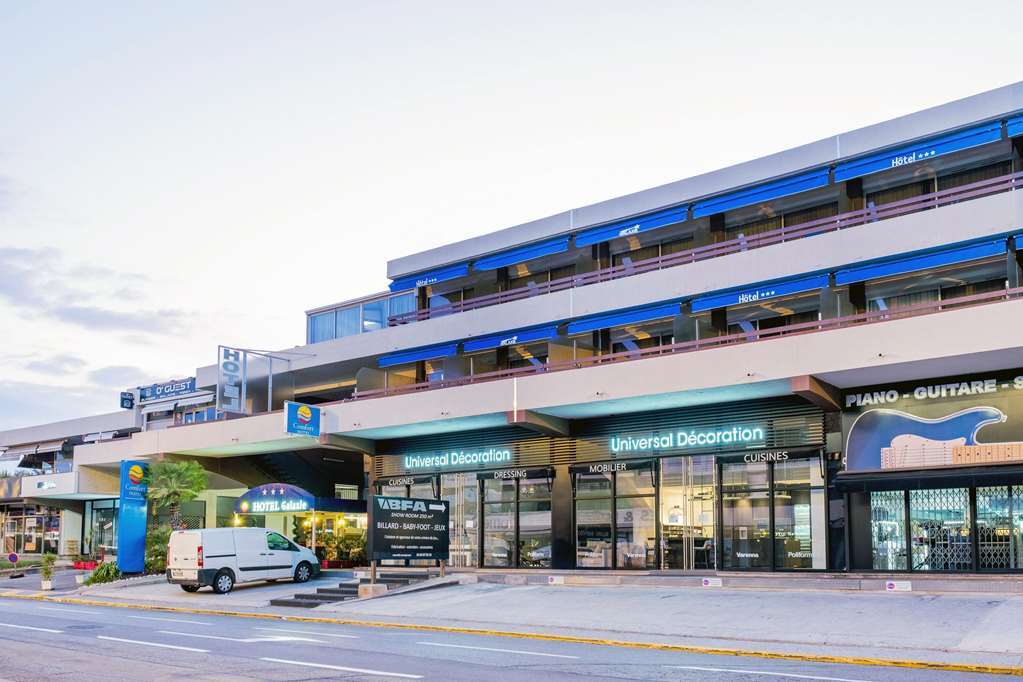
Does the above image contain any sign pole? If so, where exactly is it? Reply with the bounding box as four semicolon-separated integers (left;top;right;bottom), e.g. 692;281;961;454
311;509;316;555
368;489;376;585
440;559;445;578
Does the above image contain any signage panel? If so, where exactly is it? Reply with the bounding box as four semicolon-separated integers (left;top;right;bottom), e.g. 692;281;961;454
609;425;766;454
235;484;315;514
691;274;829;313
119;391;134;410
116;460;148;573
403;448;512;471
139;377;196;403
216;346;247;414
843;371;1023;471
371;496;449;561
285;401;321;438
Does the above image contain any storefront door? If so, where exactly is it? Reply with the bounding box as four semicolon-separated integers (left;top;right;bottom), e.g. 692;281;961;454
660;456;716;570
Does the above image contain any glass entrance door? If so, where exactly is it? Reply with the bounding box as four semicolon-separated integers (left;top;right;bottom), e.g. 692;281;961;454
660;456;716;570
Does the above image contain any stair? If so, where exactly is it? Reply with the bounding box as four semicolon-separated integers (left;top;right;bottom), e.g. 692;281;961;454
271;571;431;608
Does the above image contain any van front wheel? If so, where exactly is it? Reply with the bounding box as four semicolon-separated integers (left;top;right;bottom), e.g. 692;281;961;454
212;570;235;594
294;562;312;583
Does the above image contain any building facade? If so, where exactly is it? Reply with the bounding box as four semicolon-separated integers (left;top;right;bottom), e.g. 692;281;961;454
4;82;1023;573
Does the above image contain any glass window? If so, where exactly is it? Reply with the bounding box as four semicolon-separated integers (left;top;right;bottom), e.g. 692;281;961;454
389;292;416;319
362;299;387;333
518;477;551;568
977;486;1015;570
507;342;547;369
575;471;612;498
308;311;335;343
616;467;655;496
576;498;612;568
721;461;770;569
468;351;498;376
441;473;478;568
267;532;293;551
483;501;514;567
616;496;656;569
937;160;1012;191
661;456;716;570
909;488;972;571
337;306;361;338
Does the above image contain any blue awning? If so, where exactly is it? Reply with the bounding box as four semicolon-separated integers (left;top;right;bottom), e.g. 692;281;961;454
692;169;830;219
834;122;1003;182
835;240;1007;286
463;325;560;353
389;263;469;292
691;274;830;313
566;302;679;335
378;343;459;368
1008;114;1023;138
473;237;570;272
574;206;688;248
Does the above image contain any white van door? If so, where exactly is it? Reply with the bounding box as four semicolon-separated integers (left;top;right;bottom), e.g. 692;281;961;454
234;529;269;582
265;531;298;578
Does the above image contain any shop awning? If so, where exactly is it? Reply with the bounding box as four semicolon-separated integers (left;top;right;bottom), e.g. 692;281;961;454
574;206;688;248
566;302;680;335
1;440;65;459
234;483;366;514
389;262;470;292
834;121;1003;182
834;463;1023;492
834;239;1006;286
1009;114;1023;138
473;237;570;271
141;393;214;414
692;168;830;219
463;325;560;353
378;342;459;368
690;273;830;313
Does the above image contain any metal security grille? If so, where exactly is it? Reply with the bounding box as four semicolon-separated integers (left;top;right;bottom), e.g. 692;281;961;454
373;397;824;478
909;488;972;571
870;490;907;570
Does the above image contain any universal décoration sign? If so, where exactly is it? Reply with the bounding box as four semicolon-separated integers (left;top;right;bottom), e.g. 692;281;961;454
609;425;765;453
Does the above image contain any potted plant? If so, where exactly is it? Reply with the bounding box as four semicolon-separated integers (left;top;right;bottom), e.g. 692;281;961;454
40;553;56;591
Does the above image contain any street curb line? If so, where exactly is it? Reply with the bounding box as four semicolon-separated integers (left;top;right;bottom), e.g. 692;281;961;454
4;592;1021;676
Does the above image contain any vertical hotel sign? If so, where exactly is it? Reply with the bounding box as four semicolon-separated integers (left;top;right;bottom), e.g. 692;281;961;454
216;346;247;414
116;460;148;574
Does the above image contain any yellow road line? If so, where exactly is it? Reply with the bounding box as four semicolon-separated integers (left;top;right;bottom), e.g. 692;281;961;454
2;592;1019;676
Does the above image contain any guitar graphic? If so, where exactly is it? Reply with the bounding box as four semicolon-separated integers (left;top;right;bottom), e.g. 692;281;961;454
845;406;1006;470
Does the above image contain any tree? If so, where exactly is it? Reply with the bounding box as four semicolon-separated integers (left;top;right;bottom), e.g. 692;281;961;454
145;460;209;529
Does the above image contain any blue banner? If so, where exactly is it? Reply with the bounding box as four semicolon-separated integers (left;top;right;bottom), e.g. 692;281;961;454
116;460;148;573
235;483;316;514
691;274;830;312
285;401;321;437
139;377;196;402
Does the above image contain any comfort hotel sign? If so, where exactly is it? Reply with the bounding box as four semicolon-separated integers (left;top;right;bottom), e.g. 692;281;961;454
609;424;765;453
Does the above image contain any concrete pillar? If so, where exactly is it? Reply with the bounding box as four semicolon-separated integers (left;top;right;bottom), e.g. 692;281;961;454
551;464;574;569
1008;236;1021;289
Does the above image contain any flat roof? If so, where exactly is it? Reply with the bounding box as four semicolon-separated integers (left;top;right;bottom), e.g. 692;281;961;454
387;80;1023;280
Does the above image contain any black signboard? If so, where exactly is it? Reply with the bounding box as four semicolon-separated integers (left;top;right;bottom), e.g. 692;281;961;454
370;495;450;561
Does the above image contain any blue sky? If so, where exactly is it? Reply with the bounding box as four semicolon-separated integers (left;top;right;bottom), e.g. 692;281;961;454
1;1;1022;429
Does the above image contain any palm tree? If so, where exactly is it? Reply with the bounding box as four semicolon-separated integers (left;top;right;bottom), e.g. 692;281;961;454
145;460;209;529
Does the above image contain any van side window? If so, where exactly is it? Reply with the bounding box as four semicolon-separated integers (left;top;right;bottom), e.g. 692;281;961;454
267;532;294;551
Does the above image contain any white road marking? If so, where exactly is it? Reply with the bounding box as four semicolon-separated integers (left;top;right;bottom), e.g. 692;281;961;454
0;623;62;633
253;626;358;639
158;630;324;644
260;657;422;679
416;641;579;659
96;635;208;653
667;666;874;682
127;615;212;626
36;606;101;615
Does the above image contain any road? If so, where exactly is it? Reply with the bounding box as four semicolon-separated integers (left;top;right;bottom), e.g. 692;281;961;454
0;598;1008;681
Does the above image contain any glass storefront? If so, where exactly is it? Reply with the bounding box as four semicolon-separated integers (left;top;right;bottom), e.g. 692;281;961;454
661;455;716;570
441;472;478;568
83;499;119;558
573;462;656;570
0;504;61;555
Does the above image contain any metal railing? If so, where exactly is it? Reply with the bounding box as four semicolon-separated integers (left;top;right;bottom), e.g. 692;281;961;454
355;285;1023;401
389;170;1023;325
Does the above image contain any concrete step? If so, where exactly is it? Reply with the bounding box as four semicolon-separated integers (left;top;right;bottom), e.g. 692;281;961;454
269;597;323;608
359;576;415;586
316;587;360;596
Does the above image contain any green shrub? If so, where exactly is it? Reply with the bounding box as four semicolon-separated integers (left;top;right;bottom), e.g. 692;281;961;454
40;553;57;581
145;525;173;574
83;561;121;585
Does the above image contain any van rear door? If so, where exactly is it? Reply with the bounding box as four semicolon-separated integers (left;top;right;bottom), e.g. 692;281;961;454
167;531;201;581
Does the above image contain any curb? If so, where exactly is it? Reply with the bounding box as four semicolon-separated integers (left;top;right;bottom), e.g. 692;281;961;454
2;592;1020;676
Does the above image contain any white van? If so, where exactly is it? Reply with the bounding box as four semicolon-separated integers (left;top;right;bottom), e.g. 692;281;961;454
166;527;319;594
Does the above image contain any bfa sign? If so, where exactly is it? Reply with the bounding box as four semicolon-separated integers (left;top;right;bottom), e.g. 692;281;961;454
285;401;321;438
216;346;247;414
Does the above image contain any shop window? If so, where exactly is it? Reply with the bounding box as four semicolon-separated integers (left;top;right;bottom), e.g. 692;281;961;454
573;464;656;570
721;461;771;569
937;160;1012;192
909;487;972;571
870;490;907;570
772;459;820;569
575;471;613;568
441;473;479;568
977;486;1018;570
661;456;716;570
518;477;552;567
482;475;551;568
483;478;516;567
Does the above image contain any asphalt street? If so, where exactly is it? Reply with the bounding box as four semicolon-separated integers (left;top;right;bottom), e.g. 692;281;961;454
0;597;1009;681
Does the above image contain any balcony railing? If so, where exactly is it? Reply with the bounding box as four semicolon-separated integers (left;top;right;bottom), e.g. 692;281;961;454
356;284;1023;401
389;170;1023;326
